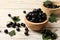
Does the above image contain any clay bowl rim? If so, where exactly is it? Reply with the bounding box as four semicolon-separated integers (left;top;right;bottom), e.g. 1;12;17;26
24;15;48;25
42;1;60;10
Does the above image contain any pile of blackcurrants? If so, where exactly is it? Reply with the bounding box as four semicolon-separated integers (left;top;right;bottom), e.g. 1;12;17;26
26;8;47;23
4;14;29;36
7;22;20;28
41;29;58;40
44;1;60;8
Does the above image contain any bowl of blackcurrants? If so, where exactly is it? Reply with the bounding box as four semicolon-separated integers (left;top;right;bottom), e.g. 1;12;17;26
41;0;60;16
24;8;48;31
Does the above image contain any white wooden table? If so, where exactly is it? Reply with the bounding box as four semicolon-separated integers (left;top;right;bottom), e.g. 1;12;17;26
0;0;60;40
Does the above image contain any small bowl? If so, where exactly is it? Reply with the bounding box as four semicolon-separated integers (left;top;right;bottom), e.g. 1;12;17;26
24;15;48;31
41;1;60;16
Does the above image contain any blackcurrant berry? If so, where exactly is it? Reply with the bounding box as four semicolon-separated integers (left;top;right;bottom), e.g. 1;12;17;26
25;27;29;31
51;33;57;39
33;9;37;13
9;22;13;25
42;29;52;35
4;29;8;34
23;10;26;14
12;16;17;21
7;24;11;28
21;23;26;27
12;23;16;28
16;28;20;32
17;23;21;28
8;14;11;17
30;17;35;22
24;31;29;36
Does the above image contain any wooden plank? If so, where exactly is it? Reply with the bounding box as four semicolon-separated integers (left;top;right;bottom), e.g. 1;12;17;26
0;0;59;8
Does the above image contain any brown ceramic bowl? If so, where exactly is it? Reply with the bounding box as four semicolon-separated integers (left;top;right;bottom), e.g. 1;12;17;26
41;1;60;16
24;15;48;31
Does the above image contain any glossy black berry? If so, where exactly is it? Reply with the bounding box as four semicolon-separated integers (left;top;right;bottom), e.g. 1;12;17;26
47;4;52;8
26;17;30;21
7;22;13;28
31;13;35;16
21;23;26;27
7;24;11;28
4;29;8;34
16;28;20;32
33;9;37;12
8;14;11;17
12;25;16;28
43;34;48;38
24;31;29;36
54;5;58;8
57;6;60;8
28;12;36;17
51;33;57;39
37;8;42;13
38;19;42;22
37;8;41;11
17;23;21;28
12;16;17;21
30;17;36;22
42;29;52;35
23;10;26;14
12;23;16;28
26;14;32;21
9;22;13;25
25;27;29;31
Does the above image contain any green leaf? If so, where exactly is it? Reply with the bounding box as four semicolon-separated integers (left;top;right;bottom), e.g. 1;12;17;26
47;0;50;1
44;0;52;6
51;39;55;40
42;36;49;40
43;38;48;40
42;34;50;40
49;14;58;23
11;16;20;22
51;33;58;39
9;30;16;36
42;29;58;40
53;33;58;39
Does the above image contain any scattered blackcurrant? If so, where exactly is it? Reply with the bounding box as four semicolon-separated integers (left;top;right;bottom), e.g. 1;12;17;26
8;14;11;17
4;29;8;34
12;22;17;28
24;31;29;36
12;24;16;28
23;10;26;14
16;28;20;32
7;24;11;28
21;23;26;27
51;33;57;39
17;23;21;28
25;27;29;31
